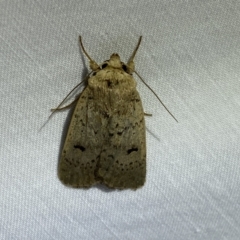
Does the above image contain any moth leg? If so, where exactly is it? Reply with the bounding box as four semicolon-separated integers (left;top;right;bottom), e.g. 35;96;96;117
51;98;79;112
144;112;152;116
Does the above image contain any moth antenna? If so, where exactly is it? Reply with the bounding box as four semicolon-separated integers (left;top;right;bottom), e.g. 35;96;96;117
134;71;178;123
79;36;94;61
79;36;99;71
128;36;142;64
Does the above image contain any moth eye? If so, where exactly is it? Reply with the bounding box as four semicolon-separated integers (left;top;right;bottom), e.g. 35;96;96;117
102;63;108;69
122;64;128;72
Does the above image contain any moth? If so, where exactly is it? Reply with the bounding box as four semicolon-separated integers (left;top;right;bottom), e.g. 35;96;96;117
56;36;146;189
56;36;176;189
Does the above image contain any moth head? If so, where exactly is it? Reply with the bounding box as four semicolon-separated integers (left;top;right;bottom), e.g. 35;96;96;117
107;53;122;69
103;53;132;74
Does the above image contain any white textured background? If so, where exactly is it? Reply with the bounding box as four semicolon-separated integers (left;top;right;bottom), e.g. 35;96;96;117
1;1;240;239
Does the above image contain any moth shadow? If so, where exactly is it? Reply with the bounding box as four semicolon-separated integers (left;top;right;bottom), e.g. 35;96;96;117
146;126;161;142
92;184;117;192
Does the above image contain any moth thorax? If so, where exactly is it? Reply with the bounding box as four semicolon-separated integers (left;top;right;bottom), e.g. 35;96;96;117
108;53;122;69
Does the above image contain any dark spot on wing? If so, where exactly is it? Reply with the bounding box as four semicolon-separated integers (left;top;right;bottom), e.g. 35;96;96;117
74;145;86;152
127;147;138;154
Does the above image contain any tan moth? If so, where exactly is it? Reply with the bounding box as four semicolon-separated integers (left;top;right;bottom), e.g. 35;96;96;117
56;36;176;190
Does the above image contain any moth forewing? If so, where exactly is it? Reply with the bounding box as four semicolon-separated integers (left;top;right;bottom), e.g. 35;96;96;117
58;36;146;189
